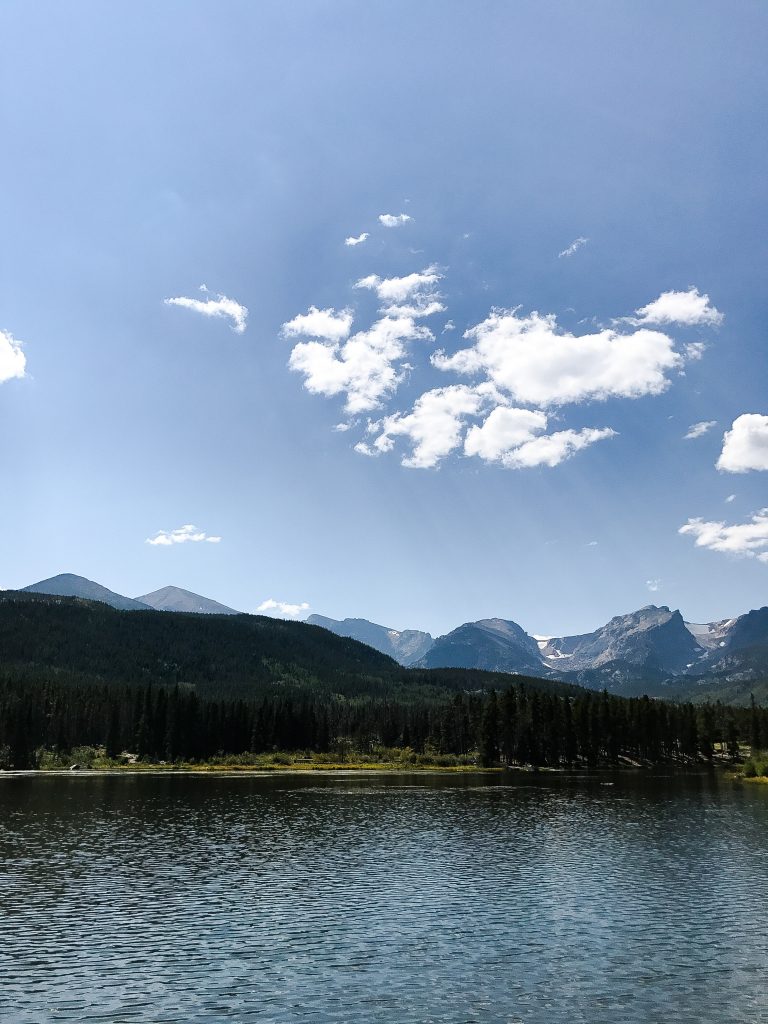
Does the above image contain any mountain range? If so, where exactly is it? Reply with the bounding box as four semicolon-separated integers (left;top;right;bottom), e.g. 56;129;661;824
307;605;768;703
19;574;239;616
7;573;768;702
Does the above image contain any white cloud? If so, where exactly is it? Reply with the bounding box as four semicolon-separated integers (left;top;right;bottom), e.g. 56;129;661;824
684;420;717;440
0;330;26;383
370;385;489;468
344;232;369;247
282;306;353;343
256;598;310;618
433;309;682;406
717;414;768;473
367;390;614;471
146;524;222;546
684;341;707;361
355;266;444;318
378;213;412;228
464;406;548;462
558;236;589;259
646;578;662;592
288;315;432;414
500;427;616;469
632;287;723;327
164;285;248;334
726;494;736;503
679;509;768;563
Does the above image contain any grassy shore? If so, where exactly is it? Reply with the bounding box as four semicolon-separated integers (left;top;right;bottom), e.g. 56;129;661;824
26;745;736;775
35;747;496;773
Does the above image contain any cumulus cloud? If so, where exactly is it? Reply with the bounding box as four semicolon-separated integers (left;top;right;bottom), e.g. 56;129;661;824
355;266;444;318
464;407;548;462
679;510;768;563
433;309;682;406
0;329;26;383
345;232;369;247
558;236;589;258
378;213;412;228
282;306;353;343
164;285;248;334
282;265;722;473
367;391;614;470
726;494;736;503
646;578;662;592
288;315;432;414
499;427;616;469
632;287;723;327
717;414;768;473
146;524;222;546
256;598;310;618
684;420;717;440
369;385;489;468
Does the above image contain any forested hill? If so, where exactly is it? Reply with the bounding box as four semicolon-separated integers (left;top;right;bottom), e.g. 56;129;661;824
0;592;577;701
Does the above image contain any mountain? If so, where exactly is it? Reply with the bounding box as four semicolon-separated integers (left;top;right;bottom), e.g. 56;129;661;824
10;573;768;704
418;618;543;674
541;606;702;674
306;614;433;666
415;604;768;703
21;574;150;612
136;586;239;615
546;606;768;702
0;590;575;702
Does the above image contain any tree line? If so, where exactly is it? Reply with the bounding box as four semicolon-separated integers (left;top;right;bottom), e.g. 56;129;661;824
1;670;765;769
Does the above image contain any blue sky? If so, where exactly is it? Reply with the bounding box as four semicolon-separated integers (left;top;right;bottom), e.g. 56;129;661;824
2;1;767;637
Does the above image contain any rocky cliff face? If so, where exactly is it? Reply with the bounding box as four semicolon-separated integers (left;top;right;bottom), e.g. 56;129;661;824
306;615;433;666
541;606;702;674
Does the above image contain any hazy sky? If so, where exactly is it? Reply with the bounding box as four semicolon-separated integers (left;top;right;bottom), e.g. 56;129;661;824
2;1;767;636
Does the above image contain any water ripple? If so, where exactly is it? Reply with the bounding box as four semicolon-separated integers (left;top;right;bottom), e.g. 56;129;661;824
1;772;767;1023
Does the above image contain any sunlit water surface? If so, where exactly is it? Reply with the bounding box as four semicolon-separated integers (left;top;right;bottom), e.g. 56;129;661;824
1;771;767;1023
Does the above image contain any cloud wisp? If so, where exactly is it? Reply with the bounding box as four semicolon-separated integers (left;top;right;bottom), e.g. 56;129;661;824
355;266;444;318
558;236;589;258
165;285;248;334
282;306;353;343
345;232;369;247
257;598;310;618
717;414;768;472
378;213;412;228
0;329;26;383
679;510;768;563
684;420;717;440
146;524;222;546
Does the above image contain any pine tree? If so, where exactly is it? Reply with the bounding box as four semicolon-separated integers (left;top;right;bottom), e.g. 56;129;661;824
479;690;499;767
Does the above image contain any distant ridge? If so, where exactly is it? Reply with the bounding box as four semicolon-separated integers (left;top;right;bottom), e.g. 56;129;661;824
306;614;433;666
22;573;150;612
136;585;239;615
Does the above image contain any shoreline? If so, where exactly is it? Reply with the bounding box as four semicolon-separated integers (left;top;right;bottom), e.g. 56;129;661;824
0;762;739;779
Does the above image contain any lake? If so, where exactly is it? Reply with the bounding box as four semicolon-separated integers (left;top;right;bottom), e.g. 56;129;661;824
1;771;767;1023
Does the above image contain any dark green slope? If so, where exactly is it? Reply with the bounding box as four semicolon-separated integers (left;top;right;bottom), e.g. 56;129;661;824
0;592;578;701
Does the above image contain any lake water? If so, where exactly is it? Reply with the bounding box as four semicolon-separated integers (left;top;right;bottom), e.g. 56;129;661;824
1;771;767;1024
